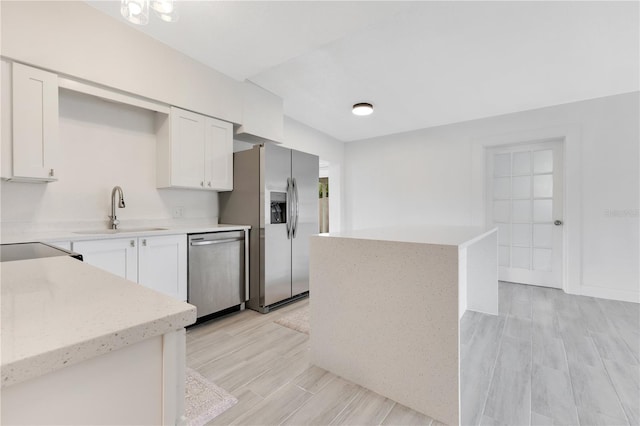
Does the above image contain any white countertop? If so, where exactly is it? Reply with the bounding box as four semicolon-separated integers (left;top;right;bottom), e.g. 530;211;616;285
1;223;250;245
1;256;197;387
317;226;497;248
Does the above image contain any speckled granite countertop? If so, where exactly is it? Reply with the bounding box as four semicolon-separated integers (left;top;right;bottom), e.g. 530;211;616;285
1;256;197;387
1;223;251;244
318;226;497;248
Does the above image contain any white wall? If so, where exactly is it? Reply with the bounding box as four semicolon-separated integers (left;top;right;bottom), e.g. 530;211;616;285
345;92;639;302
233;116;345;232
1;90;218;230
0;1;242;124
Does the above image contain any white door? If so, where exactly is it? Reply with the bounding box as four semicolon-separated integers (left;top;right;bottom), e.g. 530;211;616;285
170;107;205;188
73;238;138;282
138;235;187;301
486;140;564;288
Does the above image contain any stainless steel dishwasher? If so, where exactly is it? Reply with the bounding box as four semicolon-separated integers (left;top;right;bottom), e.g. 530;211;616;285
188;231;248;319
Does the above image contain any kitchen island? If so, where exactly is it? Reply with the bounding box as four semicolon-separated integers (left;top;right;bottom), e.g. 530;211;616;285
309;226;498;426
1;255;196;425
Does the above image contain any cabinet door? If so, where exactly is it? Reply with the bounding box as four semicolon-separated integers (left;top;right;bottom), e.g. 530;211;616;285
204;116;233;191
12;63;58;181
170;107;205;188
138;235;187;301
72;238;137;282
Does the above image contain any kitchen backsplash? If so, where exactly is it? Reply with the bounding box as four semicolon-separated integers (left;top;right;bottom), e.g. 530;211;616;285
1;90;219;231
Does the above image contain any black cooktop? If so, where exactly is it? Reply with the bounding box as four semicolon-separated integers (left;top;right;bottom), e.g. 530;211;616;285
0;242;83;262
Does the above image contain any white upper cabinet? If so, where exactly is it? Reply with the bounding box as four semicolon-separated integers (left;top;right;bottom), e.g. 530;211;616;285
205;117;233;191
235;81;283;144
157;107;233;191
1;62;59;182
170;108;206;188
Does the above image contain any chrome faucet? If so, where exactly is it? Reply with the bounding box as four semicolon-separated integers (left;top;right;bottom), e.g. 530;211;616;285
109;186;126;229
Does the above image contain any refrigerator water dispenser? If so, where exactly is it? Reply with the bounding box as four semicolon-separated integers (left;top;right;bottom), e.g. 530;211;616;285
270;192;287;224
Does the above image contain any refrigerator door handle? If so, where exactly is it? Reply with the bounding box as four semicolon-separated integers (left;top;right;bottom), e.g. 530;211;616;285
292;177;300;238
286;178;292;239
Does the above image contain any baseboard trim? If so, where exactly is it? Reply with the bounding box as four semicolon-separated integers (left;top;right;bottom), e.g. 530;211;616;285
579;285;639;303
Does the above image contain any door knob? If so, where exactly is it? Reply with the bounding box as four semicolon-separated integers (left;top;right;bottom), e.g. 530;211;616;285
554;220;563;226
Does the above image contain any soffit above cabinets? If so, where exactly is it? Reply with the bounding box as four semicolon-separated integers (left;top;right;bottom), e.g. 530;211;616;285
88;1;639;142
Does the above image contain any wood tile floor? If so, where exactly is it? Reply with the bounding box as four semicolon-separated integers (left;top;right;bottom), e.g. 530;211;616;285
187;283;639;425
186;300;441;426
461;282;639;426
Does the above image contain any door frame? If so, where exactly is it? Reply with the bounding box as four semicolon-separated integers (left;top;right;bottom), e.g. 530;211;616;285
470;125;583;295
485;139;564;288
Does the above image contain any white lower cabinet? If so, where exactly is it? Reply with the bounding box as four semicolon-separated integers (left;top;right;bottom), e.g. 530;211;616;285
2;331;186;425
72;238;137;282
72;235;186;301
138;235;187;301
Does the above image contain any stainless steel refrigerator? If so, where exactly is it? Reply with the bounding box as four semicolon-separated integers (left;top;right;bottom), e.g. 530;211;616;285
219;143;319;313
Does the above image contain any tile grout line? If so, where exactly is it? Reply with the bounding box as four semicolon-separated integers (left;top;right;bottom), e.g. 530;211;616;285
600;360;633;426
275;377;338;425
587;326;633;426
558;293;590;426
300;371;337;396
558;325;581;425
326;387;366;425
477;310;509;425
275;386;315;426
378;402;397;426
595;298;640;365
584;298;633;425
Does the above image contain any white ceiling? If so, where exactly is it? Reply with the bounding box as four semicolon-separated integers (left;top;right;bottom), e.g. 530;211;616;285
88;1;639;142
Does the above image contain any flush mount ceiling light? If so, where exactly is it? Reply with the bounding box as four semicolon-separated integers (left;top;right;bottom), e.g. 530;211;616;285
121;0;178;25
352;102;374;116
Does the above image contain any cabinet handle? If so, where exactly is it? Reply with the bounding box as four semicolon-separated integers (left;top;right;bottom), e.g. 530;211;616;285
130;240;135;247
208;181;211;187
142;239;147;246
49;169;54;177
200;181;204;187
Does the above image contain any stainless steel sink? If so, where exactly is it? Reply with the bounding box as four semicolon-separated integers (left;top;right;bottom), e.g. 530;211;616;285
74;227;168;235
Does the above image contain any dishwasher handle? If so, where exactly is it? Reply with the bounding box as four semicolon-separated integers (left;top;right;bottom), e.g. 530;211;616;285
190;238;244;246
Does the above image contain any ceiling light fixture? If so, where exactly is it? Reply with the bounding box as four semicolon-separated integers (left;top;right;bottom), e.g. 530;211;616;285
121;0;178;25
352;102;374;116
151;0;179;22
